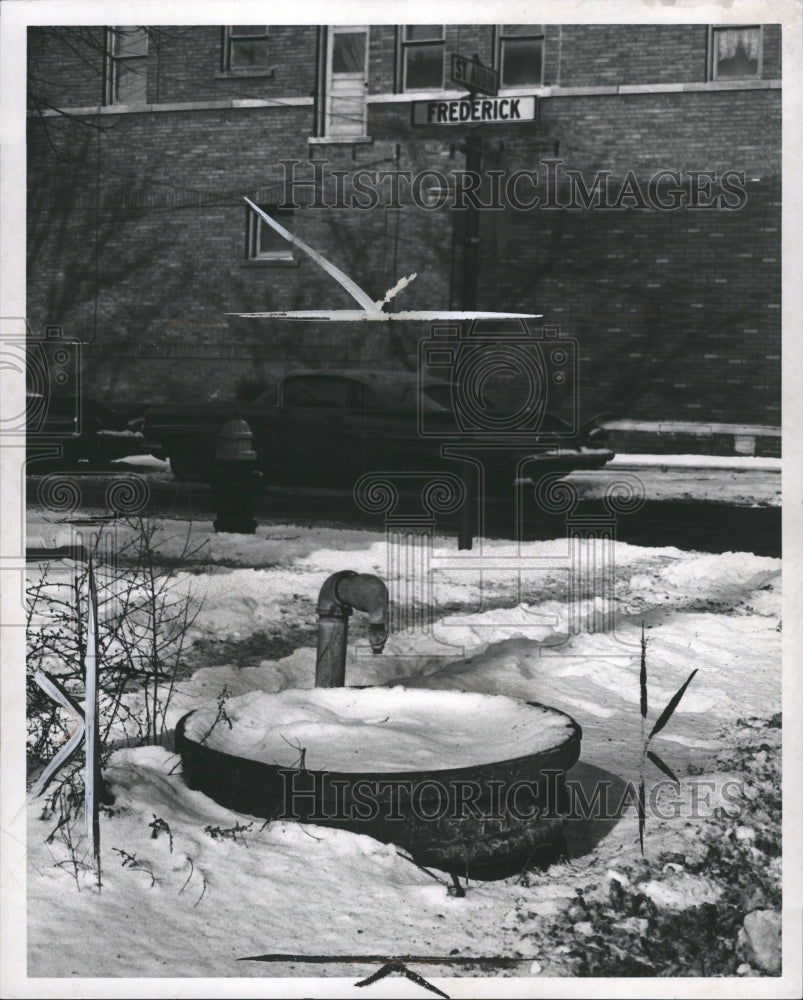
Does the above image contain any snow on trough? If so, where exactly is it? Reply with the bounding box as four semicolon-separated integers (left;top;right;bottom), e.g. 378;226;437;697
184;687;575;771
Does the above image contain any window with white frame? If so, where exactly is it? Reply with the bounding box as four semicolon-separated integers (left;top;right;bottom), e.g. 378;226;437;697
105;27;148;105
324;26;369;138
497;25;544;88
401;26;445;91
709;26;762;80
245;205;294;263
222;26;272;72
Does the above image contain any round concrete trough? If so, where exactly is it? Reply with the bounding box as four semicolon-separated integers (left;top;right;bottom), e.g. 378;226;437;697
175;687;582;880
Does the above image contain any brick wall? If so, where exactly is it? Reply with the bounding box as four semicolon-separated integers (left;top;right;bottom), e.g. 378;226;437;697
26;24;781;427
152;25;319;104
28;24;782;106
28;27;106;108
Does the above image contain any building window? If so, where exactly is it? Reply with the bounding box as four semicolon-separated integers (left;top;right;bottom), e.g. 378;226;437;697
222;26;271;72
497;25;544;88
401;26;445;91
105;27;148;105
323;26;369;138
245;205;294;263
709;26;762;80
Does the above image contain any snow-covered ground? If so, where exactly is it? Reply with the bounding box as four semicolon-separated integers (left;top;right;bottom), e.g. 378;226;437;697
24;510;784;988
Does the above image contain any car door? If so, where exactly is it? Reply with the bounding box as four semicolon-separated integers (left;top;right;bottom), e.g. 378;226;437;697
271;375;353;487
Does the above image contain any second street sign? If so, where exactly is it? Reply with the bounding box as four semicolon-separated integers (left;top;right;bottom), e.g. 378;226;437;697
450;53;499;97
412;96;538;126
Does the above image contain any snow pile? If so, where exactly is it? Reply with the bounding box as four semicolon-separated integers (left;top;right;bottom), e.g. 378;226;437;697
608;454;781;471
25;516;385;569
30;745;502;978
183;686;575;771
629;551;778;608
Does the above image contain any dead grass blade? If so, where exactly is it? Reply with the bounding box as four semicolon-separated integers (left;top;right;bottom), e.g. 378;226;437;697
647;749;680;786
648;668;698;740
640;622;648;720
638;778;646;855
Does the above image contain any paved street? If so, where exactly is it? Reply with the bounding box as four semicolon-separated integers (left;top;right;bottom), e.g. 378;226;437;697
26;458;781;556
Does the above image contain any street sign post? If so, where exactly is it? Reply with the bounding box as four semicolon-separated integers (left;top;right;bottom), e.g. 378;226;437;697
450;53;499;97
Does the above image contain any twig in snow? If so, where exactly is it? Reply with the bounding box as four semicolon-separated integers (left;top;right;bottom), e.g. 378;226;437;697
279;732;308;771
195;686;233;746
394;849;449;887
112;847;159;887
448;873;466;897
179;856;195;895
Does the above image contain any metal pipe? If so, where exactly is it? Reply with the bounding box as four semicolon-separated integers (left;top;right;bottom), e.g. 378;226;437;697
315;571;389;687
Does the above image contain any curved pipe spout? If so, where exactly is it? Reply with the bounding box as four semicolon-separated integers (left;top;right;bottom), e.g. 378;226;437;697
315;571;389;687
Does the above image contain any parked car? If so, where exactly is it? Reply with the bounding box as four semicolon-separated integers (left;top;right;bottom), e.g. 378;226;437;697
141;369;614;493
26;393;151;470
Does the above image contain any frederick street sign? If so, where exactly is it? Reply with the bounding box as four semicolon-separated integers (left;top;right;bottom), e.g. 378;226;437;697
411;95;538;126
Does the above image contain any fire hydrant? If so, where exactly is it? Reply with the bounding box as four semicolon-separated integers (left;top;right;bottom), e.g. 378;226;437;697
210;415;260;534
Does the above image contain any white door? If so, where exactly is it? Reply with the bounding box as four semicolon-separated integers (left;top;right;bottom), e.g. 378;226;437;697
326;26;368;138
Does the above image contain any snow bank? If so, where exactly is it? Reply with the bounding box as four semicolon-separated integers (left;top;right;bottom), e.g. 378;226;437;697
25;515;384;569
609;454;781;471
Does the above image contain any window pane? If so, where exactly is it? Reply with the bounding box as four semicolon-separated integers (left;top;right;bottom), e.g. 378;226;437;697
404;25;442;41
231;38;270;68
714;27;760;78
251;207;292;258
258;220;288;255
501;37;542;86
406;47;443;89
114;27;148;57
332;32;366;73
115;59;147;103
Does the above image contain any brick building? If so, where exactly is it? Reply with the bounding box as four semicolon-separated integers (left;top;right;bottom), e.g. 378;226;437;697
27;23;781;439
